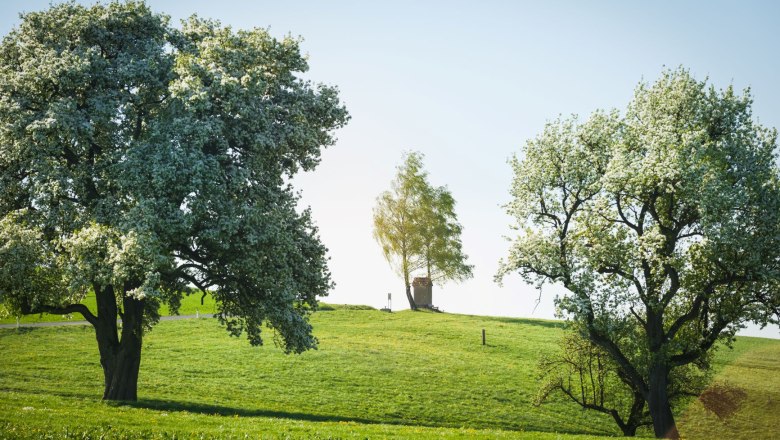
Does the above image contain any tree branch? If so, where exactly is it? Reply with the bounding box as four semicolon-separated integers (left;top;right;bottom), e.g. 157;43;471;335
629;306;648;329
22;302;98;326
586;321;649;395
669;316;730;367
174;268;217;305
597;264;646;301
538;197;562;228
615;193;640;233
660;263;681;307
665;293;705;342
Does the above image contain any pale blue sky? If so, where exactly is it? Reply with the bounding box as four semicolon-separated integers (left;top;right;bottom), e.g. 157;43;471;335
2;1;779;338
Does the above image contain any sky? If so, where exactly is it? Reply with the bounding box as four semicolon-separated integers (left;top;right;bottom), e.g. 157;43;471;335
2;1;780;338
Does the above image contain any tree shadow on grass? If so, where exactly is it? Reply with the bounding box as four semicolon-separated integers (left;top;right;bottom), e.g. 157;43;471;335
4;389;615;437
486;316;565;330
0;327;38;339
113;398;614;437
114;398;430;428
0;386;98;401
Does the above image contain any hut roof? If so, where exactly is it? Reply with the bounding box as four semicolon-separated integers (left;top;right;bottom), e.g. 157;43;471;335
412;277;432;287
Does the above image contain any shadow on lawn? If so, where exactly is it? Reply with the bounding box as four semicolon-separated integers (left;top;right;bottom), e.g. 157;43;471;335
487;316;565;330
115;398;422;428
0;327;38;339
113;398;614;437
2;388;615;436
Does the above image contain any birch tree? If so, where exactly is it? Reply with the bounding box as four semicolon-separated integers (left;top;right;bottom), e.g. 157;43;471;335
373;152;472;309
373;152;428;309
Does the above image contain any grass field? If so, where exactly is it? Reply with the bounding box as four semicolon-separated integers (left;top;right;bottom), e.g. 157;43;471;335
0;291;218;325
1;307;778;439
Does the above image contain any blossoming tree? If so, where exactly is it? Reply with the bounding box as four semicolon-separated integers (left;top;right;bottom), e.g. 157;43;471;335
0;2;348;401
498;69;780;438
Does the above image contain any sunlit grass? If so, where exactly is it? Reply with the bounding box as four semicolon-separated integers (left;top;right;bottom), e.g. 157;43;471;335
0;308;778;438
0;292;218;325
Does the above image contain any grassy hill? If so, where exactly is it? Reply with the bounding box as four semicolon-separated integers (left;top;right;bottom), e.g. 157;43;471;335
1;307;778;439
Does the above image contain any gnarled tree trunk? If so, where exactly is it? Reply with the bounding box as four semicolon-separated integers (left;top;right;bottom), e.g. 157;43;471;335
93;284;145;401
647;365;679;439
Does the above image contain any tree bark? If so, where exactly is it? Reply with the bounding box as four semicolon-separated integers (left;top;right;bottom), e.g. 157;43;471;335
402;254;417;310
101;337;142;401
405;281;417;310
612;412;637;437
93;284;145;401
647;365;679;439
611;389;646;436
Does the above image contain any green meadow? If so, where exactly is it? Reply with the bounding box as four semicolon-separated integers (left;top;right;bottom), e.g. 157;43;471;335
1;306;778;439
0;292;218;326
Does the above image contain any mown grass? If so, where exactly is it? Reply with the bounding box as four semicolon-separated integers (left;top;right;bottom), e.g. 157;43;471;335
0;308;778;439
0;293;370;325
0;292;219;325
677;336;780;439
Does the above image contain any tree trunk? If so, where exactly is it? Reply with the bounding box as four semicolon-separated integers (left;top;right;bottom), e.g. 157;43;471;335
612;390;646;436
94;285;145;401
402;249;417;310
619;422;638;437
612;412;638;437
647;365;679;439
403;259;417;310
405;281;417;310
426;258;434;306
102;339;142;400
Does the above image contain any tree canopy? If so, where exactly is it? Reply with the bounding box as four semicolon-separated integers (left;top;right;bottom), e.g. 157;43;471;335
418;185;473;284
373;152;472;309
497;68;780;438
0;1;348;401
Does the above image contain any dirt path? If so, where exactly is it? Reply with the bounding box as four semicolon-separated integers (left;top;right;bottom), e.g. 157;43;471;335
0;314;214;329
